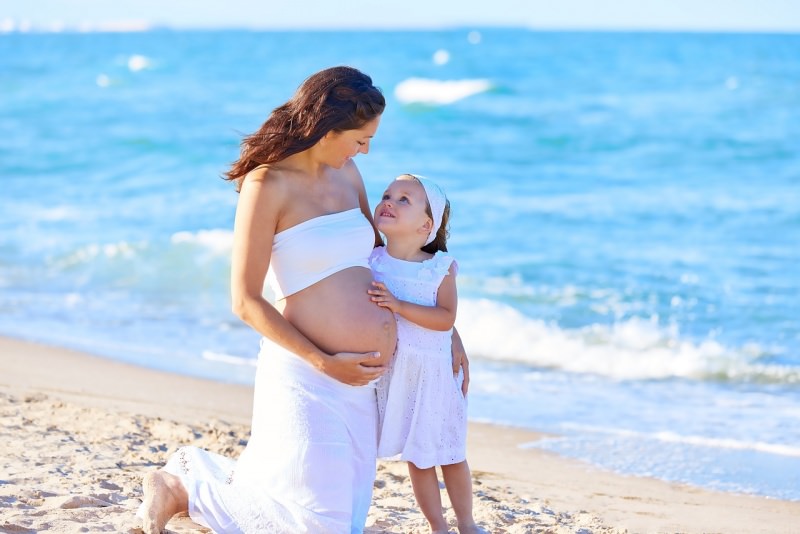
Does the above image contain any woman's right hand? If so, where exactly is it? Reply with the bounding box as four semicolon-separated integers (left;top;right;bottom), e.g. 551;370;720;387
321;352;386;386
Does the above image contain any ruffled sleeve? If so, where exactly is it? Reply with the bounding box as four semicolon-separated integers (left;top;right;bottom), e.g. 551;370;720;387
418;252;457;281
368;246;389;276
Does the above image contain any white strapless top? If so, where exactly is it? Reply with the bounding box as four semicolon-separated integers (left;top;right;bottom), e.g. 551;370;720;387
266;208;374;300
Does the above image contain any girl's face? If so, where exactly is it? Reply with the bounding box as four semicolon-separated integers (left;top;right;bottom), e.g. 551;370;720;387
322;116;381;168
374;177;432;241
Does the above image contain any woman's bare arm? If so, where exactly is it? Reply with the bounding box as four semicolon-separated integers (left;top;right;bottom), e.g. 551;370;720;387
230;170;383;386
451;328;470;395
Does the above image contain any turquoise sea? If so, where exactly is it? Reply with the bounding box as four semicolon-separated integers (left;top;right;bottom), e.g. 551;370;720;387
1;29;799;500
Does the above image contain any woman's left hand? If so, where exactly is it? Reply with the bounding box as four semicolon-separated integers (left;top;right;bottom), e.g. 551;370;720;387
451;329;470;396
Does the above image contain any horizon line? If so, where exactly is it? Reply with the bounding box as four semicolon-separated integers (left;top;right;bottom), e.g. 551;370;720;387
2;20;800;35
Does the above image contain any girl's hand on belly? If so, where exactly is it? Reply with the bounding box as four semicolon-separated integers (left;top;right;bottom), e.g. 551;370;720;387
320;352;386;386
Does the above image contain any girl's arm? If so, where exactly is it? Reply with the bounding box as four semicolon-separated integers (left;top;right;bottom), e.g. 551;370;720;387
368;263;457;331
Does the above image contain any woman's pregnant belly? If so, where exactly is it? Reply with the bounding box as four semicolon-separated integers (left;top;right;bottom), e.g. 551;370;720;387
279;267;397;366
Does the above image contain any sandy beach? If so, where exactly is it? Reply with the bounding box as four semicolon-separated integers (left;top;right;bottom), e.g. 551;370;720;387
1;335;798;534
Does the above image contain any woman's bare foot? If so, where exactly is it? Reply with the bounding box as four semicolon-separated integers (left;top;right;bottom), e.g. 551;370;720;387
140;470;186;534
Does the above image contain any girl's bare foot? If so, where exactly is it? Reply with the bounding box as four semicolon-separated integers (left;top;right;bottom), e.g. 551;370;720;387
140;470;183;534
457;522;488;534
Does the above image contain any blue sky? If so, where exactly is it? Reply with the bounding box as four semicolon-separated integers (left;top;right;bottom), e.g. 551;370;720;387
3;0;800;32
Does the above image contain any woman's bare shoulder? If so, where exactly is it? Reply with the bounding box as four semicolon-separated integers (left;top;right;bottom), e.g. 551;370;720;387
340;159;365;185
241;164;291;197
236;167;294;232
244;164;283;184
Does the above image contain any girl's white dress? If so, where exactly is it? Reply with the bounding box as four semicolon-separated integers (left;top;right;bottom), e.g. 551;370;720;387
369;246;467;469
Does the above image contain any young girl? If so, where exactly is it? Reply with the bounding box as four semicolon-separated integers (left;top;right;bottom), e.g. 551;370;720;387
368;174;479;534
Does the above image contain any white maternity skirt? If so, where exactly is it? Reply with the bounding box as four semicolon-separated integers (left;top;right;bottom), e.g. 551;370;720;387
141;337;379;534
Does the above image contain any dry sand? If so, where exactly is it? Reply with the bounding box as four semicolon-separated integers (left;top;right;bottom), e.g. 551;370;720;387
1;336;798;533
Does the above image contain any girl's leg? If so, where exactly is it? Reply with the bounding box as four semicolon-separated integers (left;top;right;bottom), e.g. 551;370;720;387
440;461;479;533
408;462;448;533
140;470;189;534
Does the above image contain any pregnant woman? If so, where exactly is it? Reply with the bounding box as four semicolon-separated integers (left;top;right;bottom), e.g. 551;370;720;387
139;66;397;533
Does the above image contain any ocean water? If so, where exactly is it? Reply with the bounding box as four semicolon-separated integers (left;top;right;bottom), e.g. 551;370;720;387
1;29;799;500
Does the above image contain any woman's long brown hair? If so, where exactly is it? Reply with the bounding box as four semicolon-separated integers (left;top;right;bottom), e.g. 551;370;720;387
224;66;385;191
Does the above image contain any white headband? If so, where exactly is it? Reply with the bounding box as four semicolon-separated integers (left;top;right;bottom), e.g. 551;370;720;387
407;174;447;246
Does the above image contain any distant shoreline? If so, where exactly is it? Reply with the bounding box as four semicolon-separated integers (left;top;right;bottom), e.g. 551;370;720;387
2;25;800;35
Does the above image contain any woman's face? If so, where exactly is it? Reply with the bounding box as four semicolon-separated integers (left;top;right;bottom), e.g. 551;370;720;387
322;116;381;168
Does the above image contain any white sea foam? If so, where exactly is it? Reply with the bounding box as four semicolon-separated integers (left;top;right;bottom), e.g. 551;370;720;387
394;78;492;105
202;350;257;367
33;205;83;222
64;293;82;307
455;298;794;383
52;241;142;268
171;229;233;255
432;49;450;65
540;423;800;458
127;54;151;72
45;232;233;285
53;230;233;265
